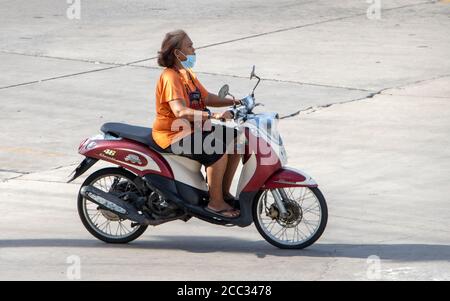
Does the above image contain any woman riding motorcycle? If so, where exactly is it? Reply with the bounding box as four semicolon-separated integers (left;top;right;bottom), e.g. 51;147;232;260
152;30;241;218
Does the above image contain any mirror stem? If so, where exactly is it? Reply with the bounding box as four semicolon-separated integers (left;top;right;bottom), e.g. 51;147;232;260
251;75;261;96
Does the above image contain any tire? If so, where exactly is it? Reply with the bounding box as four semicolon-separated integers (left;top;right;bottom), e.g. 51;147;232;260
253;187;328;249
77;167;148;244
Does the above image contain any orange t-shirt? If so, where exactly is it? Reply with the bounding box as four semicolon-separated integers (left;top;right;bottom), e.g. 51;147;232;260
152;68;209;149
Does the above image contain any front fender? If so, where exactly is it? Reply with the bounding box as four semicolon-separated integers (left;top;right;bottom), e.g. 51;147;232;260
262;167;318;189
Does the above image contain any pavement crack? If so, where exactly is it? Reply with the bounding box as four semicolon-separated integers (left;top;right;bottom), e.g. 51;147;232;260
0;50;120;66
0;1;435;90
279;91;378;119
0;169;30;175
11;178;79;185
50;163;78;171
0;65;121;90
189;70;373;92
2;173;28;182
379;73;450;95
280;72;449;119
131;1;436;64
0;169;31;182
0;51;158;90
2;163;79;183
127;66;374;92
381;93;450;99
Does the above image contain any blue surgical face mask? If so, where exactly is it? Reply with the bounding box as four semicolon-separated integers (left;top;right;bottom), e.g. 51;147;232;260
177;51;196;69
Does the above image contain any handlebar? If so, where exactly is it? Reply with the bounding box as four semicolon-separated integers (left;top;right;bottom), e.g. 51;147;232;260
229;95;254;122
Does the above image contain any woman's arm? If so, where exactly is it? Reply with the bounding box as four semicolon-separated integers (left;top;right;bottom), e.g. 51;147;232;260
204;93;240;107
169;99;232;121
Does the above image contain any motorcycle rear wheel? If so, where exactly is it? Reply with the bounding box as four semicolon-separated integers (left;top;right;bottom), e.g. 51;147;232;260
77;167;148;243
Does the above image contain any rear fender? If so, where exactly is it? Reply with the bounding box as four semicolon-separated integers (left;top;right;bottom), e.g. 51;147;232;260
67;157;98;183
77;135;173;178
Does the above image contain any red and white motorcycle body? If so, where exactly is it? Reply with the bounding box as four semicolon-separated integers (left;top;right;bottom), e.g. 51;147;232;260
69;67;327;249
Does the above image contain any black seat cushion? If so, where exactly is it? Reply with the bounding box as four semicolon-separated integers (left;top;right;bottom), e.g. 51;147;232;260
100;122;171;153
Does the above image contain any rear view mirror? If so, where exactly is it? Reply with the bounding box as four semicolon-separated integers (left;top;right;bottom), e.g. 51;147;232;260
218;84;229;99
250;65;256;80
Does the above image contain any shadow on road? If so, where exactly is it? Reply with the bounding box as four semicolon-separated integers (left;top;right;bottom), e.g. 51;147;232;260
0;236;449;261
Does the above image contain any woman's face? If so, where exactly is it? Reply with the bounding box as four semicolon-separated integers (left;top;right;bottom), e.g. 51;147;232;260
176;36;195;61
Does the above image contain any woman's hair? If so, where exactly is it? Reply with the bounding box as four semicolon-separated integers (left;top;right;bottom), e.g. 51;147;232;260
157;29;188;68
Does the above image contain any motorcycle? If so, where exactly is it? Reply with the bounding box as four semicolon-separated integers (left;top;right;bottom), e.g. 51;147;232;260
68;66;328;249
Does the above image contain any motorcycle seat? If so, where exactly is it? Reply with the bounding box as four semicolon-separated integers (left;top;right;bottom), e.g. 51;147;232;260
100;122;171;153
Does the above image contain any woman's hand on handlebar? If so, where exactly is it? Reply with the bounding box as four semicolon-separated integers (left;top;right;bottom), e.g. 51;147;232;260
233;98;243;106
213;110;234;121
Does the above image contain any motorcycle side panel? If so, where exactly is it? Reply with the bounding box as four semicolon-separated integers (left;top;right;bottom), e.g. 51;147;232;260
79;138;173;178
238;132;282;194
160;154;208;192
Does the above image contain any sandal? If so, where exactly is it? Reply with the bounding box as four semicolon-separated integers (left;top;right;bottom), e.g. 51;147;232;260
205;206;240;218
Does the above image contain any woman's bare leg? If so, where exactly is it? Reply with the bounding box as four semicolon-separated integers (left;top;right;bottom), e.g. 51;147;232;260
206;154;239;217
222;153;241;197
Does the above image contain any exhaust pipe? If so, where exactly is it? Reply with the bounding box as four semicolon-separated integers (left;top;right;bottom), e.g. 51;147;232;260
80;185;148;224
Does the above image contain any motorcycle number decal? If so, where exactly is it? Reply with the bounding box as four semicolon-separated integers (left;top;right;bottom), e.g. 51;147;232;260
102;149;117;158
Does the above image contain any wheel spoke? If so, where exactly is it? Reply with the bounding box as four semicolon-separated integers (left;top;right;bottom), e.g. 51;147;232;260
119;221;127;235
97;218;109;230
294;225;302;242
288;187;295;200
108;222;114;235
303;204;320;214
104;221;110;234
302;219;315;235
115;223;120;236
90;211;101;224
303;218;320;230
278;227;285;241
304;210;321;217
273;225;286;238
102;221;111;233
100;178;106;191
267;220;277;232
296;226;308;239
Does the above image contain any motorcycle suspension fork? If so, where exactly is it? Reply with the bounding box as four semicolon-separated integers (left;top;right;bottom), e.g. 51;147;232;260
271;188;289;218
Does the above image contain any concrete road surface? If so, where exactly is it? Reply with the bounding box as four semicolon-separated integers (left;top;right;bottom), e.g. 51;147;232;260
0;0;449;280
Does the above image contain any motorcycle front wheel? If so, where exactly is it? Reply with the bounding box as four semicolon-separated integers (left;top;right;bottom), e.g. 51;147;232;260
253;187;328;249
